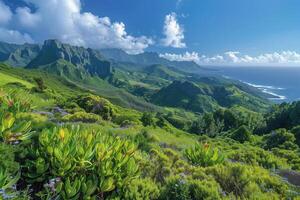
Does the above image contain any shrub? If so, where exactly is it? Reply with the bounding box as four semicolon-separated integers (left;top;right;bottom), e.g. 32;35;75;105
120;178;160;200
184;143;225;167
141;112;156;127
228;147;288;170
33;77;47;92
230;125;252;143
263;129;297;150
291;125;300;147
24;126;139;199
188;179;221;200
0;90;31;113
206;163;290;199
0;111;33;143
133;130;157;152
160;176;191;200
62;111;101;123
76;94;116;120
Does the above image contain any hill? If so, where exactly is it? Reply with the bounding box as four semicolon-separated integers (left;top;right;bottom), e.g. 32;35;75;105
99;48;204;73
0;40;272;114
27;39;112;78
151;80;270;113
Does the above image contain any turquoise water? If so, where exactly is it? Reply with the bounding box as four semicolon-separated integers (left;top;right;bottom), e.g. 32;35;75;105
212;66;300;102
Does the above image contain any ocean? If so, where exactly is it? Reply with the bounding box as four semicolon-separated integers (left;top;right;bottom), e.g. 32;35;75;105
211;66;300;103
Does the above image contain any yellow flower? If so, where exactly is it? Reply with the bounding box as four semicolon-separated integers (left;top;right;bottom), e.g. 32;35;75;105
59;128;65;140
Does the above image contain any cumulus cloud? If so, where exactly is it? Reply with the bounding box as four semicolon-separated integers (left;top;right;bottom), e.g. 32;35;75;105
162;12;186;48
159;52;200;63
160;51;300;66
0;0;12;25
0;0;153;54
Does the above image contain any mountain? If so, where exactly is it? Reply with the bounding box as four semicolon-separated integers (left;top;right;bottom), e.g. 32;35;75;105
99;48;204;73
0;40;271;113
151;80;270;113
143;64;185;80
0;41;40;67
27;40;112;78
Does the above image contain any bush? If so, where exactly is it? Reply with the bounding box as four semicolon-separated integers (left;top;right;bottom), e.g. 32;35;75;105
228;147;288;170
23;126;139;199
230;125;252;143
206;163;290;199
184;143;225;167
291;125;300;147
263;129;297;150
133;130;157;152
76;94;116;120
141;112;156;127
120;178;160;200
160;176;190;200
62;111;101;123
188;179;221;200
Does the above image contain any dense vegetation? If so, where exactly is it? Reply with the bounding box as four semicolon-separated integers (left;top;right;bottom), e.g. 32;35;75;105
0;40;299;199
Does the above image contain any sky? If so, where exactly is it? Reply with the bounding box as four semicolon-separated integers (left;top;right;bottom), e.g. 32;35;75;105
1;0;300;66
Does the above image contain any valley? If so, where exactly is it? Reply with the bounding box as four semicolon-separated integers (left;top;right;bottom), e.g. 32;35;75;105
0;40;299;199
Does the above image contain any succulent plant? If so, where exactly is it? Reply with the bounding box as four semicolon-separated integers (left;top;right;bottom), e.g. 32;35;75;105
25;125;139;199
184;143;225;167
0;166;20;196
0;112;34;143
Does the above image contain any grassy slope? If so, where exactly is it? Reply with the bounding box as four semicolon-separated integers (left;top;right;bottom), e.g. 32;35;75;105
0;71;34;88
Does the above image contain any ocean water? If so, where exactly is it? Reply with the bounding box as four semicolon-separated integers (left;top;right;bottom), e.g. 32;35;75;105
212;66;300;103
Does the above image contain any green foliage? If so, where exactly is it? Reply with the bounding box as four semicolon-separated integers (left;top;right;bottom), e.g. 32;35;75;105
0;54;300;199
228;146;288;170
291;125;300;147
0;112;33;143
62;111;101;123
188;179;221;200
206;163;290;199
118;178;160;200
230;125;252;143
141;112;156;127
0;166;20;191
24;125;139;198
0;91;33;143
263;129;297;150
160;176;191;200
33;77;47;92
185;143;225;167
76;94;116;120
133;130;157;152
0;90;31;113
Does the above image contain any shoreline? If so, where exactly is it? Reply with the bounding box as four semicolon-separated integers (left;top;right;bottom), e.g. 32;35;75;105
242;81;287;101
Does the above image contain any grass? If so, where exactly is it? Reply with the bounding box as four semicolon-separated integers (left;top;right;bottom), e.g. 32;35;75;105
0;72;34;88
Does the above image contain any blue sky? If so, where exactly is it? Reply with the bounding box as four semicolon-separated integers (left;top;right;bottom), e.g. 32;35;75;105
82;0;300;55
1;0;300;65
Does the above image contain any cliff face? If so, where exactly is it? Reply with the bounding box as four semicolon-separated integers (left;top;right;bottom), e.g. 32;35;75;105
26;39;112;78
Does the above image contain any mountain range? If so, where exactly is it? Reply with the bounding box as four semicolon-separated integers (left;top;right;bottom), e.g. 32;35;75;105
0;39;272;113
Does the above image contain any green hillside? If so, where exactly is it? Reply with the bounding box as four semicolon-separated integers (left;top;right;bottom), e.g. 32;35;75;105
151;80;269;113
0;40;299;199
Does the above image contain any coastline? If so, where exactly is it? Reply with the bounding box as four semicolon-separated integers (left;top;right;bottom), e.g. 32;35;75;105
242;81;286;101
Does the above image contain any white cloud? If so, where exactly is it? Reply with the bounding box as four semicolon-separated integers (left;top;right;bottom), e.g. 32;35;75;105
0;0;153;54
159;52;200;63
0;27;33;44
162;12;186;48
160;51;300;66
0;0;12;25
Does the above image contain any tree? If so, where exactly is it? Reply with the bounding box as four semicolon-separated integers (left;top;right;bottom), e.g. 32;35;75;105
264;129;297;150
140;112;155;127
34;77;47;92
291;126;300;147
230;125;252;143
